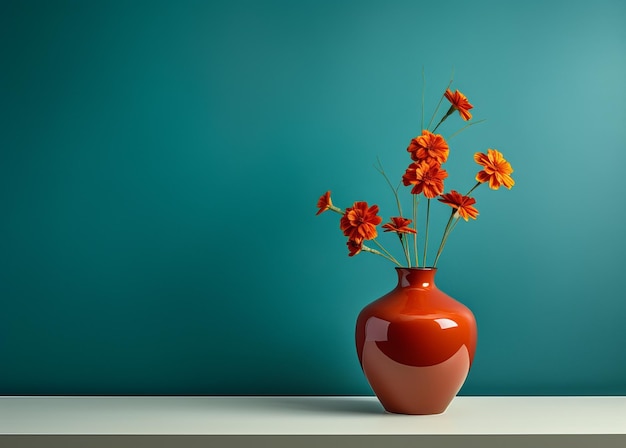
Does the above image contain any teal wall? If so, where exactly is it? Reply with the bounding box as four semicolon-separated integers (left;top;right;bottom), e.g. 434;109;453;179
1;0;625;395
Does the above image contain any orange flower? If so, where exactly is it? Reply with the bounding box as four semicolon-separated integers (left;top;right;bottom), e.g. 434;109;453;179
474;149;515;190
382;217;417;234
402;161;448;198
407;130;449;164
340;201;382;242
316;191;333;215
347;239;363;257
444;88;473;121
438;190;479;221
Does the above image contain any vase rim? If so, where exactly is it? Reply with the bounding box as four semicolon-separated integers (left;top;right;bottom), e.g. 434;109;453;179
395;267;437;271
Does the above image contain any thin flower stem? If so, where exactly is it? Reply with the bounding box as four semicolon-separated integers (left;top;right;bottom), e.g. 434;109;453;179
421;67;425;131
328;205;344;214
375;158;403;216
438;217;462;260
423;198;431;267
432;109;453;133
448;119;486;139
398;234;411;268
361;245;402;266
465;182;482;197
427;71;454;131
371;239;402;266
433;211;456;267
444;216;461;248
433;183;482;267
412;194;419;266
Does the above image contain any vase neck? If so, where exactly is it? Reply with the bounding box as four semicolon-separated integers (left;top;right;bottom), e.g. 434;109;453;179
396;268;437;289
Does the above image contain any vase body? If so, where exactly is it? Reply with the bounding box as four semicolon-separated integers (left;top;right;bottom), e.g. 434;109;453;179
355;268;477;415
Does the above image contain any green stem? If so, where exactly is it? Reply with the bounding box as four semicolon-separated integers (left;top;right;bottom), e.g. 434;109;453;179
398;234;411;268
434;216;462;266
421;67;425;131
465;182;482;197
448;119;486;139
432;183;482;267
442;216;461;250
372;239;402;266
412;194;419;266
375;158;403;216
433;211;456;267
432;108;453;133
449;216;461;234
423;198;431;267
426;73;454;131
361;245;402;266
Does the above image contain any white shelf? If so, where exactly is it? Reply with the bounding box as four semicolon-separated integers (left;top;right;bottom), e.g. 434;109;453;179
1;396;624;447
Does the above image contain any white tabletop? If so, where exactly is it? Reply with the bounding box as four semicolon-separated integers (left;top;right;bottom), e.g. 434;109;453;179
0;395;625;435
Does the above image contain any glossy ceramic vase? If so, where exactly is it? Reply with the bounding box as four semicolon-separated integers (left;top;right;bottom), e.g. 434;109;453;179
355;267;477;415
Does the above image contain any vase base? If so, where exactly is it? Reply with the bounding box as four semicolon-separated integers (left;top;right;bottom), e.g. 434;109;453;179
363;341;470;417
383;406;448;415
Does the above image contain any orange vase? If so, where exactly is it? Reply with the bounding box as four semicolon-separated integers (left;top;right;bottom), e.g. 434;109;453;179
355;267;477;415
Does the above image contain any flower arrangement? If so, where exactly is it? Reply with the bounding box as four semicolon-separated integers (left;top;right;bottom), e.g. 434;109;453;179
316;80;514;267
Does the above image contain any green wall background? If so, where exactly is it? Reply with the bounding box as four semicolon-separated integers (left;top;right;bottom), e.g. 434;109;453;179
1;0;625;395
